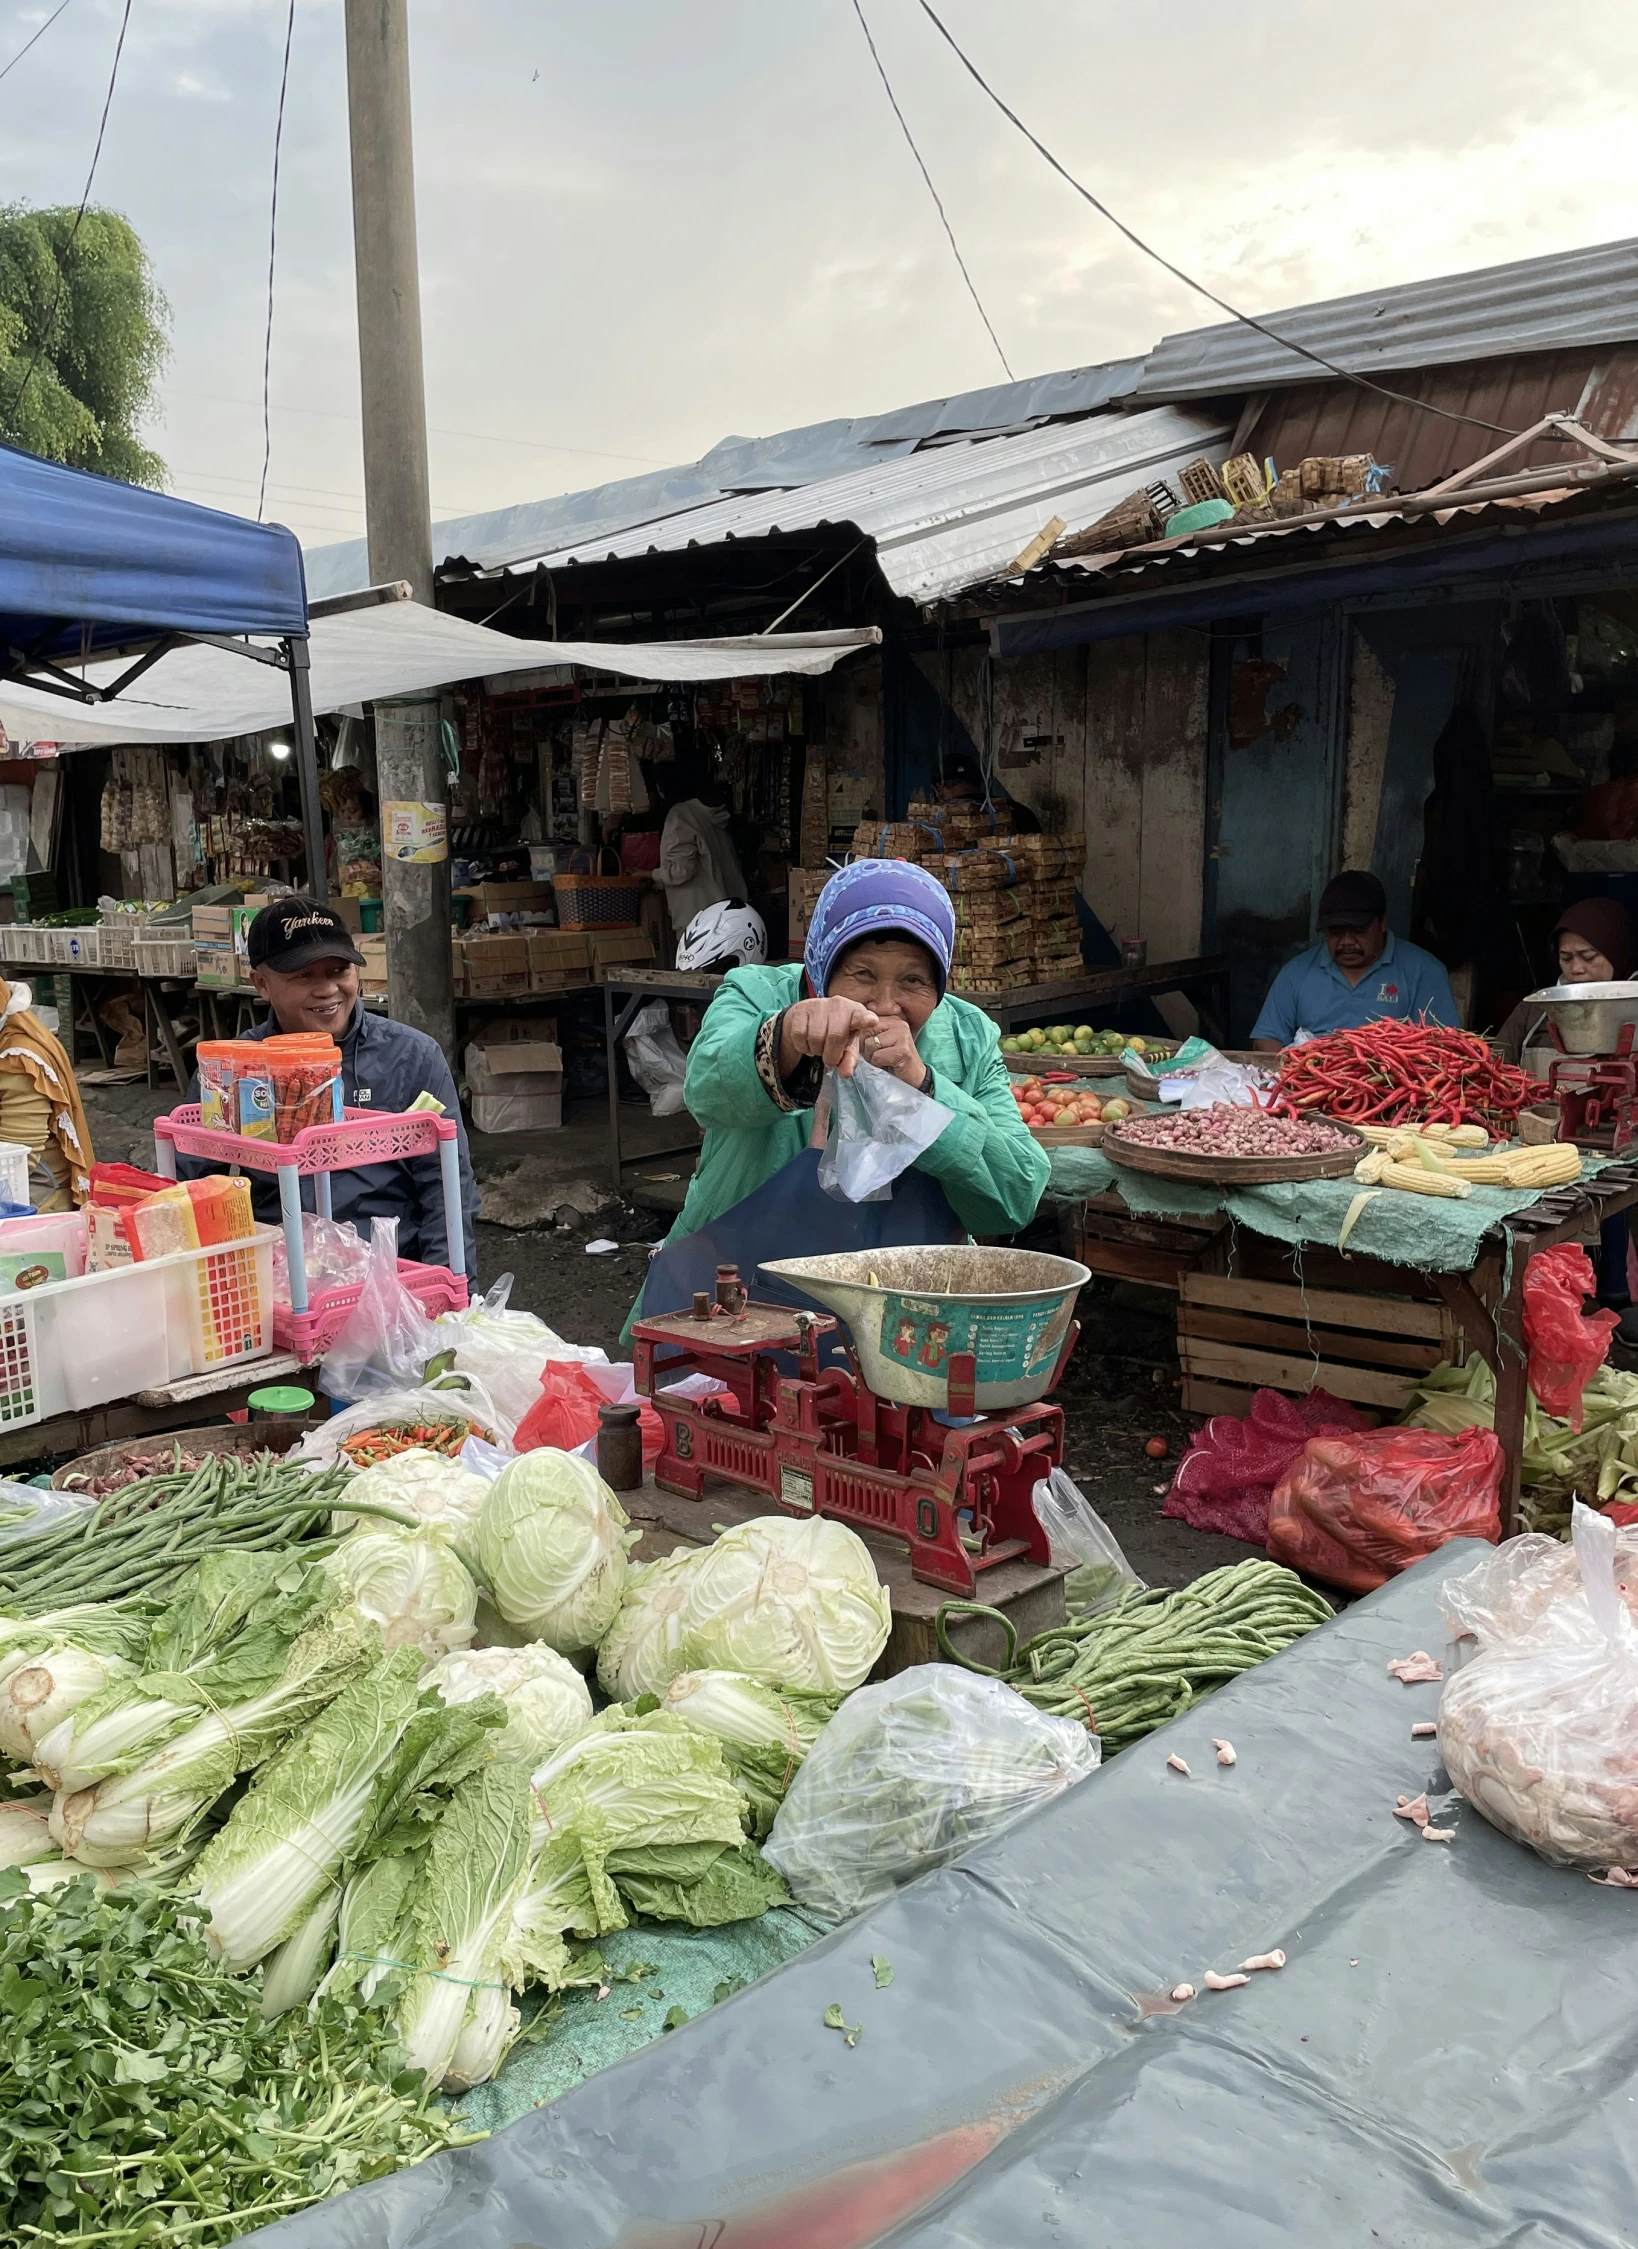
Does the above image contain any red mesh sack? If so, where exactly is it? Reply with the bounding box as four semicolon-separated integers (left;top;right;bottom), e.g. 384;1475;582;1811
1267;1424;1503;1594
1164;1387;1372;1545
1523;1243;1617;1431
514;1363;664;1465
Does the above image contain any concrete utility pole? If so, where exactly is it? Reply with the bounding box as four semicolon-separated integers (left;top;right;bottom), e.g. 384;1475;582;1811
343;0;454;1056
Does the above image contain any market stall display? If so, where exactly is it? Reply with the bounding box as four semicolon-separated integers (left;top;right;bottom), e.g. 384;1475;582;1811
1104;1104;1364;1182
1438;1504;1638;1871
1271;1020;1545;1130
937;1559;1333;1747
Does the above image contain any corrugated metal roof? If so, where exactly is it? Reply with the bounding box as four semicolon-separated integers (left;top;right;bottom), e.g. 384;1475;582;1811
301;358;1144;601
509;404;1229;606
1122;237;1638;404
1236;345;1638;495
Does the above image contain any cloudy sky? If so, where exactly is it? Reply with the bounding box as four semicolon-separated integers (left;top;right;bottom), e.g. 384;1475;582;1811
2;0;1633;558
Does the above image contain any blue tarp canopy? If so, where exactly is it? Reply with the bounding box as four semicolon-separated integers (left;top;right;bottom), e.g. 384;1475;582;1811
0;439;308;672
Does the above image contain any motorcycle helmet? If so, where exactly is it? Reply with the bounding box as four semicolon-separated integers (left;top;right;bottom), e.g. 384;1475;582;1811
675;898;768;975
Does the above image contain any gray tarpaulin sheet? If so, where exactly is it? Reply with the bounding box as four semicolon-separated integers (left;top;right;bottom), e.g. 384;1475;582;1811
255;1542;1638;2248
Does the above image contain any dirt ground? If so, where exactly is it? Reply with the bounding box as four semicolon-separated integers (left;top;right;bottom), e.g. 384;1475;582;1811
80;1077;1254;1589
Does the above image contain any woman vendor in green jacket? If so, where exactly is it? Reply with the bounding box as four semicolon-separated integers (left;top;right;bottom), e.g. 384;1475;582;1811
626;858;1051;1335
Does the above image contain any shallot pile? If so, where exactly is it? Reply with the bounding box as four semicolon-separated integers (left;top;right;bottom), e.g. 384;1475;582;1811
1112;1105;1357;1157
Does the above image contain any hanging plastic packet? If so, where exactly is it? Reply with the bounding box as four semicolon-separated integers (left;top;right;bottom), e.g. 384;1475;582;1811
1031;1466;1145;1616
816;1058;955;1204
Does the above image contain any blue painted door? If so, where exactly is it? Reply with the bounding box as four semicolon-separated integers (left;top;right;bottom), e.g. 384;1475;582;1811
1205;615;1346;1040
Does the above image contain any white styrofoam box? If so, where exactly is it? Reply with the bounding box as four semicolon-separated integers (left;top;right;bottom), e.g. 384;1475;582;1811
471;1089;563;1133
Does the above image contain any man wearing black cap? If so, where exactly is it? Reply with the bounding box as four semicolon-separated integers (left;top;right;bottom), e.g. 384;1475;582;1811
1251;871;1457;1049
180;898;477;1282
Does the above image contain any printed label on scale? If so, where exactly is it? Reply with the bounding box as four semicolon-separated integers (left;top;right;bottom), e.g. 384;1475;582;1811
879;1291;1065;1383
780;1464;815;1513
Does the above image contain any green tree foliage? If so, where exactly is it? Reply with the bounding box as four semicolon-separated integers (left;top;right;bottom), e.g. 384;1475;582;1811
0;203;169;485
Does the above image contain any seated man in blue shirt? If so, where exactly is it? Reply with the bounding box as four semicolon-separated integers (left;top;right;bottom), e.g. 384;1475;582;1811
1251;870;1457;1050
179;898;478;1282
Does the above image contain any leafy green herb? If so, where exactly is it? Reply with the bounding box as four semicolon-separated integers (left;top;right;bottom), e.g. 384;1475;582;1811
661;2004;688;2032
0;1868;472;2243
823;2001;861;2047
872;1954;894;1988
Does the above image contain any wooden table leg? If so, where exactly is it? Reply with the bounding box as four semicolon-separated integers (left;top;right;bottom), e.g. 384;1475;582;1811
1492;1245;1532;1540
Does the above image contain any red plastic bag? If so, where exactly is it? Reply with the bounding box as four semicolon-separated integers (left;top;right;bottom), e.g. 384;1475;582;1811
1267;1425;1503;1593
1523;1243;1617;1431
514;1361;664;1467
1164;1387;1371;1545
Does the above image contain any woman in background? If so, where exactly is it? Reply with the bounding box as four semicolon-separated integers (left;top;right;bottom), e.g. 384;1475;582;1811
0;976;92;1210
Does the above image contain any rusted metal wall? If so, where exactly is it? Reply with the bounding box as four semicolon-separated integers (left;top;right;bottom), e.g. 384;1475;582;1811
1236;344;1638;494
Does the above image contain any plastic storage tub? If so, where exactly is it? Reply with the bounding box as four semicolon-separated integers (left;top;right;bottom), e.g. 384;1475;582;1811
0;1225;278;1429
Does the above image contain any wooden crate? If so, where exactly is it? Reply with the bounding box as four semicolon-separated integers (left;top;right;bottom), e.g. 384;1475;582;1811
1177;1269;1456;1417
1071;1191;1227;1290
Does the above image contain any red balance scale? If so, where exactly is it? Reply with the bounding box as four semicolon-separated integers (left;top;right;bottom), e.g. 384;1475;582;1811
1546;1020;1638;1153
629;1262;1079;1595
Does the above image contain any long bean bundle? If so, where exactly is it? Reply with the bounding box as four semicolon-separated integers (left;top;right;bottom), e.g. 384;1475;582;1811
0;1452;355;1614
938;1560;1333;1750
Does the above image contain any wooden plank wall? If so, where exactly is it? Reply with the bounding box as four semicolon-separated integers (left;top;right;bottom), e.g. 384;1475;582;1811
912;633;1210;1033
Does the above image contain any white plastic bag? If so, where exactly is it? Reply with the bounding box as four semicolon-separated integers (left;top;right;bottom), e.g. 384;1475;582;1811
1032;1468;1144;1616
318;1220;443;1404
295;1377;513;1466
622;999;689;1118
1439;1502;1638;1869
433;1275;608;1434
763;1664;1098;1919
816;1058;954;1205
0;1484;95;1547
272;1214;371;1308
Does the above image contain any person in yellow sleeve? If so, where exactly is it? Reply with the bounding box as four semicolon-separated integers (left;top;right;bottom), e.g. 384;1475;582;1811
0;976;93;1210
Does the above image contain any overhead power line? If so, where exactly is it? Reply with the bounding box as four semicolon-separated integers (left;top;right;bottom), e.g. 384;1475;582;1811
913;0;1521;439
167;387;670;469
2;0;135;433
258;0;297;521
0;0;76;86
848;0;1013;381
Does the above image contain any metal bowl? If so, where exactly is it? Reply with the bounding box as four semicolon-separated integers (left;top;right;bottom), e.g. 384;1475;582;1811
1527;982;1638;1054
758;1244;1089;1411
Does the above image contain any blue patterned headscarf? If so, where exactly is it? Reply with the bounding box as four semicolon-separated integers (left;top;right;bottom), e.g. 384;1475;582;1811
804;859;955;998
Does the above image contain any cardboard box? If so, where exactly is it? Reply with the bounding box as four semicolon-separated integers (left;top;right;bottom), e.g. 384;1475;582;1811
788;867;829;949
474;1013;558;1047
527;930;592;991
590;929;656;974
455;881;554;916
193;942;242;991
466;1039;563;1095
470;1088;563;1134
462;933;530;996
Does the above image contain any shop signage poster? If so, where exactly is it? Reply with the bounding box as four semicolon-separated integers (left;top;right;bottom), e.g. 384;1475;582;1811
384;800;448;863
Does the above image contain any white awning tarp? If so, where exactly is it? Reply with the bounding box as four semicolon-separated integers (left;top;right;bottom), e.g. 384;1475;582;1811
0;604;881;749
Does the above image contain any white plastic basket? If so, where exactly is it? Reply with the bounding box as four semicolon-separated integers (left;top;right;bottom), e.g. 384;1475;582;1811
132;933;197;978
0;1144;30;1209
97;924;136;970
0;1224;277;1429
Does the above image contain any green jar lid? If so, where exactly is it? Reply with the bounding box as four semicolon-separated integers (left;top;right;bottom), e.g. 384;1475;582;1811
248;1386;316;1417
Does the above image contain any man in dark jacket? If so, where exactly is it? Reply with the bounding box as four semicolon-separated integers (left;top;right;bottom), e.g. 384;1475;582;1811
181;898;478;1282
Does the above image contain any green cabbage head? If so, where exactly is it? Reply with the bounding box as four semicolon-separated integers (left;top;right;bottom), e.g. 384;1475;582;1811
426;1643;593;1765
330;1527;477;1661
596;1547;703;1702
677;1516;890;1692
477;1450;635;1656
